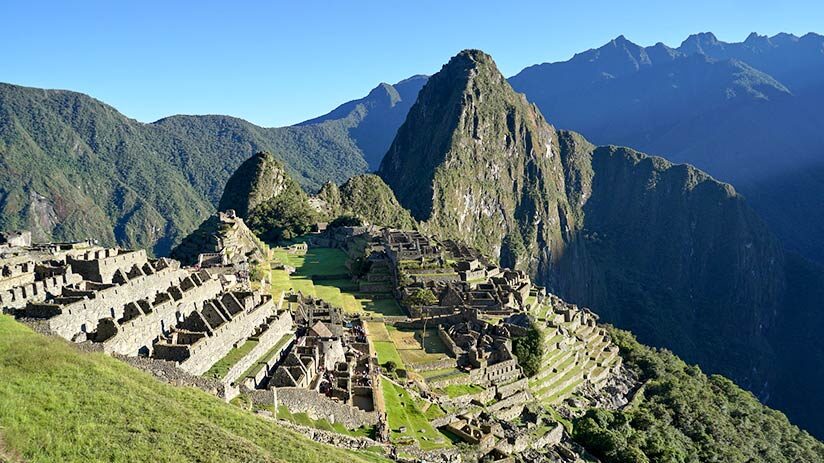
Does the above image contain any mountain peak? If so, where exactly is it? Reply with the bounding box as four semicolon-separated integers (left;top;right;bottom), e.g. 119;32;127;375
217;151;294;218
679;31;723;54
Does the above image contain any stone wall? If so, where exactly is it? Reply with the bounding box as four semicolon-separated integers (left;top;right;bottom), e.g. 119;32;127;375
67;249;148;283
0;272;81;309
438;325;462;357
263;387;379;429
101;276;225;356
34;266;188;340
469;358;521;385
116;354;237;400
177;297;277;375
414;358;457;372
222;310;293;386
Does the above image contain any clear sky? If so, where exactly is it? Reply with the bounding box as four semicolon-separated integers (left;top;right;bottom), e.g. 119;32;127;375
2;0;822;127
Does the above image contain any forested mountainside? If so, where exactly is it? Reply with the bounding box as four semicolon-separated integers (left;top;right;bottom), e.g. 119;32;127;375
0;84;374;254
378;49;824;438
510;32;824;264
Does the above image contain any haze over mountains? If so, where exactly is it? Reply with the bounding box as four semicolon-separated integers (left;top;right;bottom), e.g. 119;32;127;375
510;31;824;264
1;31;824;438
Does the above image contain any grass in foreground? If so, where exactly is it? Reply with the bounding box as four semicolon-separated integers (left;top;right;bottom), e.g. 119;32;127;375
0;315;388;463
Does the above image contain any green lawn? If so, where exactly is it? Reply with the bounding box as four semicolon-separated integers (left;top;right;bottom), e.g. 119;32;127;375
293;248;349;278
269;247;363;314
380;377;449;450
434;384;485;398
385;326;451;366
203;339;259;380
0;315;388;463
373;341;405;370
358;296;405;317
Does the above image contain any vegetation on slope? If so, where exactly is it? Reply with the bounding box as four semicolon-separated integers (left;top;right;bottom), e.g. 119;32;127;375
0;315;387;463
246;180;318;243
511;321;544;378
572;328;824;463
0;83;370;254
318;174;416;229
377;49;800;436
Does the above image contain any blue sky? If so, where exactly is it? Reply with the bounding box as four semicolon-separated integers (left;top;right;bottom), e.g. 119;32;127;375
2;0;822;127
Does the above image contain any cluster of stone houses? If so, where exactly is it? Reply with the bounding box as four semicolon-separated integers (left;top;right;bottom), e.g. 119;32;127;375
269;294;377;413
0;237;291;381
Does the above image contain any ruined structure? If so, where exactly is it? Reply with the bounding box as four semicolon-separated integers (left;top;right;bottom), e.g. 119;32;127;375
170;210;268;267
2;236;292;396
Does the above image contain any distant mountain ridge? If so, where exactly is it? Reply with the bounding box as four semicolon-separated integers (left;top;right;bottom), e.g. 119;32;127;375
297;75;428;169
510;32;824;264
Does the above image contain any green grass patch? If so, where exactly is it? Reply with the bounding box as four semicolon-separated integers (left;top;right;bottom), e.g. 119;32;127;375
238;333;295;382
434;384;485;398
373;341;405;370
273;406;374;440
357;295;405;317
202;339;259;380
380;377;449;449
0;315;388;463
386;327;451;366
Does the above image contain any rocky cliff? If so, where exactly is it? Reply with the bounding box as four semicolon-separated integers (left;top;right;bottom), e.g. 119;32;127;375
379;49;785;398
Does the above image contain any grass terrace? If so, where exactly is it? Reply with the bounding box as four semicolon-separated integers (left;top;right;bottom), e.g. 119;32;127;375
203;338;259;380
434;384;485;398
385;326;451;367
373;341;405;370
272;405;375;439
380;377;449;450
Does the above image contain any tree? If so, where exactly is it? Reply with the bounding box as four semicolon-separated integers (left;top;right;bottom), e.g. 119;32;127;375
512;321;544;377
404;289;438;307
329;214;363;228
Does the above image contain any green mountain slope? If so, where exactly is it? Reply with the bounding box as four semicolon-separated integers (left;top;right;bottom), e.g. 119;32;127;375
0;315;387;463
574;327;824;462
378;49;817;434
0;83;370;255
317;174;417;229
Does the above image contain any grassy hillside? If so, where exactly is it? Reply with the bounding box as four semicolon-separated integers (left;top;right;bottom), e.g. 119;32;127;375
0;315;387;463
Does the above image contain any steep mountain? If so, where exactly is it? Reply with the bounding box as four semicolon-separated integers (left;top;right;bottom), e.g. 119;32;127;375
316;174;417;229
0;83;214;255
0;83;371;254
217;151;294;218
379;49;824;436
298;76;428;169
215;152;317;243
509;33;824;264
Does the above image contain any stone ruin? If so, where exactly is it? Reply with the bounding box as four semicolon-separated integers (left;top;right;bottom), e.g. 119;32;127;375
245;293;381;429
1;235;292;388
171;209;268;269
